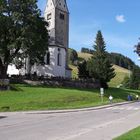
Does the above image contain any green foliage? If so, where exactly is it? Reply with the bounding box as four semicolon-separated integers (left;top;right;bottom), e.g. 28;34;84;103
129;66;140;89
0;0;48;78
81;47;94;54
122;66;140;89
134;39;140;56
109;52;136;70
87;31;115;88
68;48;78;65
78;60;90;78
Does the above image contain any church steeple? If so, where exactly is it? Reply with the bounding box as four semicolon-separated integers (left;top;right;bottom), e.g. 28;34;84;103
45;0;68;13
42;0;71;78
45;0;69;48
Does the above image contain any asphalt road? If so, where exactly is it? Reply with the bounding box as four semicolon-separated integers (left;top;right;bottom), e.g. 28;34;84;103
0;102;140;140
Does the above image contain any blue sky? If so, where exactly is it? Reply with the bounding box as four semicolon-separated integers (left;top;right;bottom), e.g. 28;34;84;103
38;0;140;65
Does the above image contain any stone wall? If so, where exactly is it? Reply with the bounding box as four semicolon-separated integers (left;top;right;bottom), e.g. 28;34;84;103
24;79;100;89
0;79;10;90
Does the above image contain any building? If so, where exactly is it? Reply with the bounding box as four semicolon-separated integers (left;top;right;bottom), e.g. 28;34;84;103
8;0;72;78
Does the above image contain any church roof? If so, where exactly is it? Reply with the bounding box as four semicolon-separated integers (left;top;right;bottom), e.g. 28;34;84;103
52;0;69;12
52;0;56;6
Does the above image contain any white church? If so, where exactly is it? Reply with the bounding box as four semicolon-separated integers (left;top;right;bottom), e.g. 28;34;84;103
8;0;72;78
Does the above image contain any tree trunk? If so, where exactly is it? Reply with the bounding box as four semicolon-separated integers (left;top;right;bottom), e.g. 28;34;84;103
25;56;32;76
0;64;8;79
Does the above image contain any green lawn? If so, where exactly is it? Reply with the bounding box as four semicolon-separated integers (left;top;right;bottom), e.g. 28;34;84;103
0;84;139;112
114;126;140;140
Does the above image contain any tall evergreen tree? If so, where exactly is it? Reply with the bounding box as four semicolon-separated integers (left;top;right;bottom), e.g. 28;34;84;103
0;0;48;78
129;66;140;89
78;60;90;79
134;39;140;57
87;30;115;88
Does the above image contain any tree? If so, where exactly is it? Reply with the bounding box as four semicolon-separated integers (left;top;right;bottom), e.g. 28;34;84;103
78;60;90;78
129;66;140;89
87;30;115;88
0;0;48;78
68;48;78;65
134;39;140;57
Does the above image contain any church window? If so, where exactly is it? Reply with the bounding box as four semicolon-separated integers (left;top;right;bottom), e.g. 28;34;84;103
60;13;65;20
57;49;61;66
46;51;50;65
47;13;51;20
48;21;51;27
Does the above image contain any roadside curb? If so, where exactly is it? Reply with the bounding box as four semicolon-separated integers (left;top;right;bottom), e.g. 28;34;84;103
0;101;135;116
26;101;135;115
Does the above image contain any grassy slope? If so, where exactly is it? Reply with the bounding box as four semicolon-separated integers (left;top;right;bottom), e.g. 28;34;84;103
69;52;130;87
0;85;139;112
78;52;92;61
69;64;78;78
109;65;130;87
114;126;140;140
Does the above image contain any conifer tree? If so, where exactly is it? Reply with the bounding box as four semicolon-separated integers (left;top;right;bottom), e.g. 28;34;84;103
135;39;140;57
129;66;140;89
87;30;115;88
78;60;90;79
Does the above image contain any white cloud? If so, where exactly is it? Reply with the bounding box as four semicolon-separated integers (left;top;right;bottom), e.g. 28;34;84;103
116;15;126;23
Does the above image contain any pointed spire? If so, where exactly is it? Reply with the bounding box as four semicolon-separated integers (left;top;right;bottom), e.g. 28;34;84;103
50;0;69;12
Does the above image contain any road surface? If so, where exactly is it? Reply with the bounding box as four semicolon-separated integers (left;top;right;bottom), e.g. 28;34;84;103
0;102;140;140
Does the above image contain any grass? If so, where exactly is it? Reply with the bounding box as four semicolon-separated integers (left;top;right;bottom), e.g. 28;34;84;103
114;126;140;140
78;52;92;61
69;64;78;78
0;84;139;112
109;65;130;87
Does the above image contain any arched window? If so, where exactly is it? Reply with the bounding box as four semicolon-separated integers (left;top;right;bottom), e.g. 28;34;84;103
57;48;62;66
46;51;50;65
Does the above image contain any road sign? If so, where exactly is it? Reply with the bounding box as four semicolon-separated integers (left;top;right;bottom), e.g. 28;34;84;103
100;88;104;96
100;88;104;103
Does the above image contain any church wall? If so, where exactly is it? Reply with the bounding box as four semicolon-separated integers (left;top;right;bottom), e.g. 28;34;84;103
32;47;67;77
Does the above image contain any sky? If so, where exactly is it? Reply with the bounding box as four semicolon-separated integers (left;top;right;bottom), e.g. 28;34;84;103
37;0;140;66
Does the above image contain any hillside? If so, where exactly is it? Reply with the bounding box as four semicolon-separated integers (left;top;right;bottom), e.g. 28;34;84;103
69;52;130;87
78;52;92;61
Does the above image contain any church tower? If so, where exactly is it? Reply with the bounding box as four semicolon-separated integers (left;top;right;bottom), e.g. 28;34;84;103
33;0;71;78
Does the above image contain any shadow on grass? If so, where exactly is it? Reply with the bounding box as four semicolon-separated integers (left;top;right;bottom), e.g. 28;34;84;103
10;84;24;91
124;88;140;95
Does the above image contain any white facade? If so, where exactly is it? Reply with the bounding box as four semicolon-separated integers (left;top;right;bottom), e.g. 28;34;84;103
7;0;72;78
32;47;68;77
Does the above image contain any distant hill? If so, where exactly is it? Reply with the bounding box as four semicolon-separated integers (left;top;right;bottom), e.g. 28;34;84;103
80;48;136;70
69;52;130;87
78;52;92;61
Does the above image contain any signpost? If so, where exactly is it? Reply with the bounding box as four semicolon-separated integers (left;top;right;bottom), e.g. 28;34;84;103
100;88;104;103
